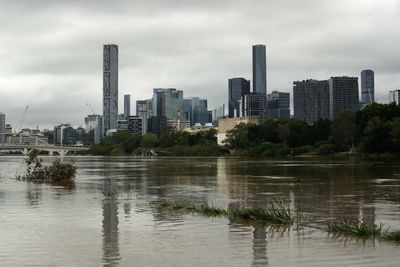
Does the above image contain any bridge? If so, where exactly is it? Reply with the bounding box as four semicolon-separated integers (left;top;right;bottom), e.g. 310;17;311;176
0;144;89;156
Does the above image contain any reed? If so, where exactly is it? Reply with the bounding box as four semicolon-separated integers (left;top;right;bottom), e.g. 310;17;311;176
151;199;293;225
327;219;384;238
383;231;400;242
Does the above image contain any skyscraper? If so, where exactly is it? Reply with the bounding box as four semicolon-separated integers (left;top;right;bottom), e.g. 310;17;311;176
252;44;267;95
389;89;400;105
228;78;250;118
361;70;374;106
103;44;118;135
266;91;290;119
136;99;153;134
0;112;5;144
240;93;267;122
293;79;330;124
328;76;359;119
152;88;183;120
124;94;131;118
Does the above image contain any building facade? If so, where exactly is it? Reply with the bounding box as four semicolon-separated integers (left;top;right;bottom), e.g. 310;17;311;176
148;116;167;137
328;76;359;119
390;89;400;105
293;80;330;124
152;88;183;121
240;93;266;122
252;44;267;95
53;124;77;146
0;112;5;144
361;70;374;107
228;78;250;118
124;94;131;118
84;114;101;132
136;99;153;134
266;91;290;119
128;116;143;135
103;44;119;136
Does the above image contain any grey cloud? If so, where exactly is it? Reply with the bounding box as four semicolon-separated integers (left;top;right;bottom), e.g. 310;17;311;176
0;0;399;128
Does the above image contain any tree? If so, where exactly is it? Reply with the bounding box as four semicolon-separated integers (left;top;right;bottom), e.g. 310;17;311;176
331;110;356;151
277;123;290;145
358;116;391;153
223;123;250;149
390;118;400;152
142;133;158;148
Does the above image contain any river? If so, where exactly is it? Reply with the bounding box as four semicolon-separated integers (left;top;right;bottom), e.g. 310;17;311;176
1;156;400;266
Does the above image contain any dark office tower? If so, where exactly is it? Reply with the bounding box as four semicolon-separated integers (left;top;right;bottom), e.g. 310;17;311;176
266;91;290;119
293;80;330;124
361;70;374;106
124;94;131;118
329;76;359;120
228;78;250;118
252;44;267;95
240;93;267;122
103;44;118;135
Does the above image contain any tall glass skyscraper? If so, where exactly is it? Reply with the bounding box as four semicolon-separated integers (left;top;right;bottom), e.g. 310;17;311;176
0;112;5;144
228;78;250;118
361;70;374;106
103;44;118;135
252;44;267;95
124;94;131;118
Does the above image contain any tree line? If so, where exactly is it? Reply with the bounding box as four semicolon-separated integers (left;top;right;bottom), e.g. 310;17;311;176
224;103;400;156
90;128;229;156
91;103;400;157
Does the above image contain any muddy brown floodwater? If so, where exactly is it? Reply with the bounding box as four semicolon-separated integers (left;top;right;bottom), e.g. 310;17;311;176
1;156;400;266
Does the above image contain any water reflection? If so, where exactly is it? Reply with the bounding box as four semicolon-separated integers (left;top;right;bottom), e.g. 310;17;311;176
26;184;42;206
102;161;121;266
102;199;120;266
252;226;268;266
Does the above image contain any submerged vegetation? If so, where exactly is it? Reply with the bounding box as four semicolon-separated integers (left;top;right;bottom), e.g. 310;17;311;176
327;219;384;239
16;150;76;187
327;219;400;243
150;199;294;226
152;199;400;243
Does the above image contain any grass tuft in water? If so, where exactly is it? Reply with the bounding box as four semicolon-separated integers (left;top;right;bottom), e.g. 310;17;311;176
150;199;293;225
383;231;400;242
327;219;384;239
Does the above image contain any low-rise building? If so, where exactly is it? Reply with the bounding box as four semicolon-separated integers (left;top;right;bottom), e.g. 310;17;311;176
217;116;260;145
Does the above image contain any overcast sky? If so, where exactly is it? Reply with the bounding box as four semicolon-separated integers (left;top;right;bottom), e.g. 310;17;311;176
0;0;399;129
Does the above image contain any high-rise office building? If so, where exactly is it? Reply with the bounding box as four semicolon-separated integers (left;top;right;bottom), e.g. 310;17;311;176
103;44;119;136
390;89;400;105
185;97;212;126
152;88;183;120
266;91;290;119
128;116;143;135
124;94;131;118
293;80;330;124
329;76;359;119
0;112;5;144
136;99;153;134
183;98;192;122
240;93;267;122
148;116;167;137
252;44;267;95
228;78;250;118
361;70;374;106
84;114;101;132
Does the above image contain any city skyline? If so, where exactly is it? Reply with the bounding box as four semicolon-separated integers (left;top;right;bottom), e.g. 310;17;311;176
0;0;399;128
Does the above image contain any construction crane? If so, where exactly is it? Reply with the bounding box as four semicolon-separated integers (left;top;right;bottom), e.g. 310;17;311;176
86;103;95;115
18;106;29;132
